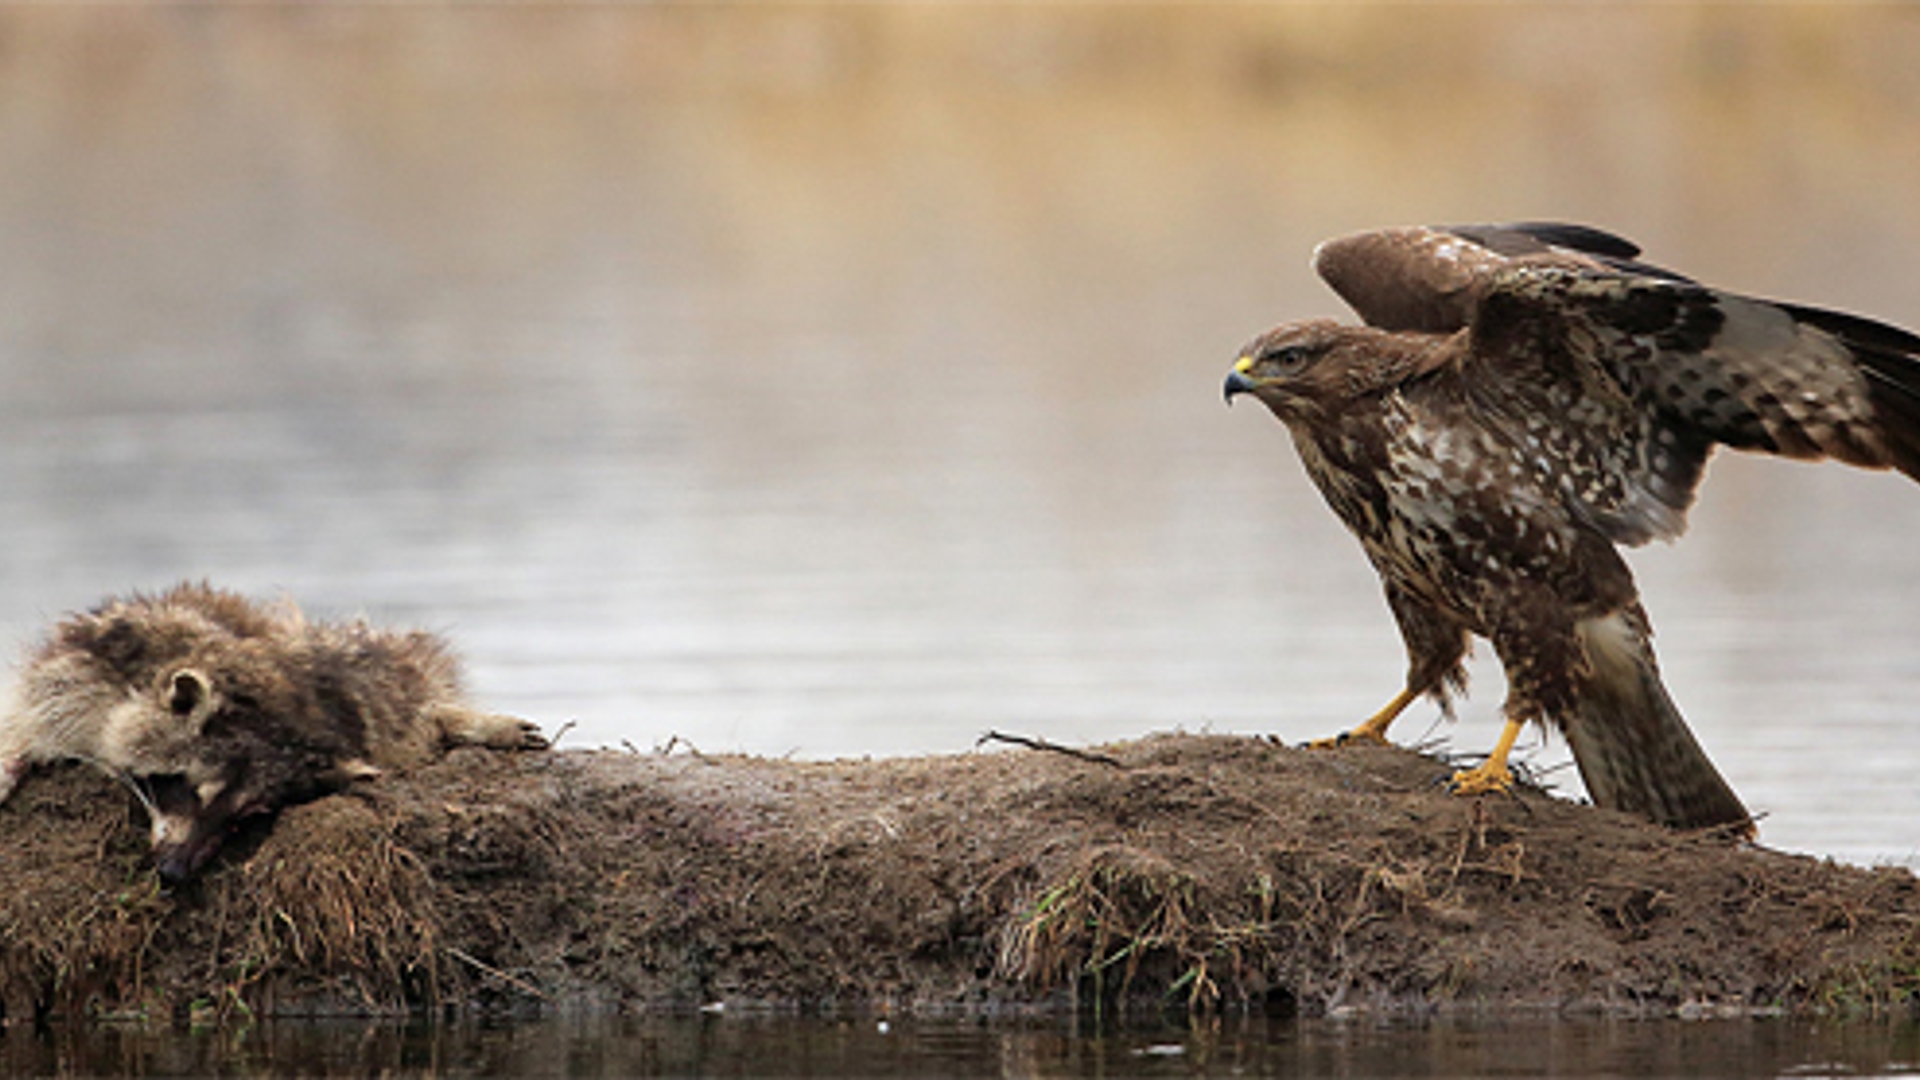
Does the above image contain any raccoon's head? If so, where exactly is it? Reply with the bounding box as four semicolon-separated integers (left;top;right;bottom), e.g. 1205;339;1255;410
102;633;299;786
141;726;377;885
99;666;221;770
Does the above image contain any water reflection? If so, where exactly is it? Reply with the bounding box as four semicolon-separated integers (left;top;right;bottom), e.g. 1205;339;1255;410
0;7;1918;870
10;1015;1920;1077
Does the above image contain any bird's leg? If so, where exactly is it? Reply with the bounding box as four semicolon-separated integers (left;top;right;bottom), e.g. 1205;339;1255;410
1307;686;1419;750
1448;716;1523;795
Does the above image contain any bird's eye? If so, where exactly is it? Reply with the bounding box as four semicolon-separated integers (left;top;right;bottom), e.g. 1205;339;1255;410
1263;345;1308;370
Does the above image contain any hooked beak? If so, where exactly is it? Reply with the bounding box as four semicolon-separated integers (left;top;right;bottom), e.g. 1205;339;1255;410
1223;356;1258;405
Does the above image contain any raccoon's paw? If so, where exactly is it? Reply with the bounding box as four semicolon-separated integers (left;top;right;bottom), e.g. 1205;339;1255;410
455;710;549;752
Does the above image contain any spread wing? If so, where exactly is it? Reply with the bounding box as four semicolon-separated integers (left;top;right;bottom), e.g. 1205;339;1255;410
1313;223;1920;544
1311;222;1691;334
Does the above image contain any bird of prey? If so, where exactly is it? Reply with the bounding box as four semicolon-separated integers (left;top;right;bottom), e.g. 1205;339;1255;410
1224;222;1920;834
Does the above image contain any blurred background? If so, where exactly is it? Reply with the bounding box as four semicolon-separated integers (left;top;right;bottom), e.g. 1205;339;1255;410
1;6;1917;865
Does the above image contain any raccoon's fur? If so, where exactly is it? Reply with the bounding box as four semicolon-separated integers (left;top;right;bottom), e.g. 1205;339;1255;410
0;582;546;881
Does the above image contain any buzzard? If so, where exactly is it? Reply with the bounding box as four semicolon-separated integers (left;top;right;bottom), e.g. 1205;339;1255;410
1224;222;1920;834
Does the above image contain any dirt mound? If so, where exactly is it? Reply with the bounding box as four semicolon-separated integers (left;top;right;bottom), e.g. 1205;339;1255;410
3;733;1917;1023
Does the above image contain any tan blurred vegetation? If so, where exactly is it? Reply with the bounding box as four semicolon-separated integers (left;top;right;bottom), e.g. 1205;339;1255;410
4;5;1917;397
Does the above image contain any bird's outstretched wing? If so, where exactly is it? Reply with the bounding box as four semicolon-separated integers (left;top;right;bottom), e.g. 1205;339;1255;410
1314;223;1920;545
1310;222;1690;335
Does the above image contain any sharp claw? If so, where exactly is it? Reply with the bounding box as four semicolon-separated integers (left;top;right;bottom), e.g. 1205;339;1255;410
1307;727;1395;751
1446;763;1515;797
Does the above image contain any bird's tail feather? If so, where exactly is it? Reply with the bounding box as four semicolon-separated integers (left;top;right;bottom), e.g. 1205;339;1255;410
1561;612;1752;836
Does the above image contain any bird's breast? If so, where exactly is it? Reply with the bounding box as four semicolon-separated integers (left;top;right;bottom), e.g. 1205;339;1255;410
1296;395;1593;610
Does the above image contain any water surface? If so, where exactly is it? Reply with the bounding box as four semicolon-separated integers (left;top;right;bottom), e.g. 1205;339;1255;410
12;1015;1920;1077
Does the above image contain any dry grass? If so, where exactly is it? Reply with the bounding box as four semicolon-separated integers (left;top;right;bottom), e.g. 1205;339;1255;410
999;846;1210;1010
213;797;445;1018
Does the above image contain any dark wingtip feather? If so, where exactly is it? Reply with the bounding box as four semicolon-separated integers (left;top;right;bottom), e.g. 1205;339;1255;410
1779;301;1920;357
1856;346;1920;482
1446;221;1643;260
1499;221;1644;260
1777;301;1920;482
1447;221;1696;284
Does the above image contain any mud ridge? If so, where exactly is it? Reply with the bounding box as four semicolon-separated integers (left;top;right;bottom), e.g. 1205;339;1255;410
3;733;1917;1023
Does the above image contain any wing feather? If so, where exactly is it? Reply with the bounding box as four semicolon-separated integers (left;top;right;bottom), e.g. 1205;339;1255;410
1312;221;1690;334
1466;264;1920;543
1308;221;1920;542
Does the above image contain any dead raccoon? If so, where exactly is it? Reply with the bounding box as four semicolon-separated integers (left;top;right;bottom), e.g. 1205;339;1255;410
0;582;546;881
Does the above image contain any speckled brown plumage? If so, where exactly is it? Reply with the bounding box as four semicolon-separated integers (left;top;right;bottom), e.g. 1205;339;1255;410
1227;223;1920;835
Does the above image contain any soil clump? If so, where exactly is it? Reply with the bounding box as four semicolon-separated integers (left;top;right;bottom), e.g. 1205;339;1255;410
3;733;1916;1023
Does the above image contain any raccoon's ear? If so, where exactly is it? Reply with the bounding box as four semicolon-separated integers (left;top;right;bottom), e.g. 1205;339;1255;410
167;669;213;719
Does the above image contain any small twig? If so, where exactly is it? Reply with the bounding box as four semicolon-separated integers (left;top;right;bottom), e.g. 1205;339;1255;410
445;946;549;1001
653;735;712;762
546;719;578;747
977;730;1125;769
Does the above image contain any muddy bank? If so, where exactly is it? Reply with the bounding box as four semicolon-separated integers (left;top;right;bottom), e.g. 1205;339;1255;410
3;733;1917;1023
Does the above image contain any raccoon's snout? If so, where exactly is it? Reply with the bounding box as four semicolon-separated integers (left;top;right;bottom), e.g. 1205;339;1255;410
146;770;288;883
150;808;241;885
146;774;228;884
154;839;206;886
152;820;221;884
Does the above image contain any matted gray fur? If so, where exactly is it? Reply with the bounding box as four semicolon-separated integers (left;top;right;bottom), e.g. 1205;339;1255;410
0;582;546;881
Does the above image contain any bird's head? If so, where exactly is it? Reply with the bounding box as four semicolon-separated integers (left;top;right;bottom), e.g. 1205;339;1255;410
1223;319;1353;419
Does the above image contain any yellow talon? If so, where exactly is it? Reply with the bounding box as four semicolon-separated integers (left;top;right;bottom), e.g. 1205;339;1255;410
1448;716;1523;795
1307;686;1419;750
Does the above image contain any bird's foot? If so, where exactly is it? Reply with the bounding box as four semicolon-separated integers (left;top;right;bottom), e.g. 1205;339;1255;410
1304;686;1420;751
1446;758;1514;796
1305;727;1393;751
1445;716;1524;796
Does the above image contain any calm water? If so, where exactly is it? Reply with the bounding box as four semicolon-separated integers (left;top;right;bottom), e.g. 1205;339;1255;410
9;1014;1920;1078
2;12;1920;1064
